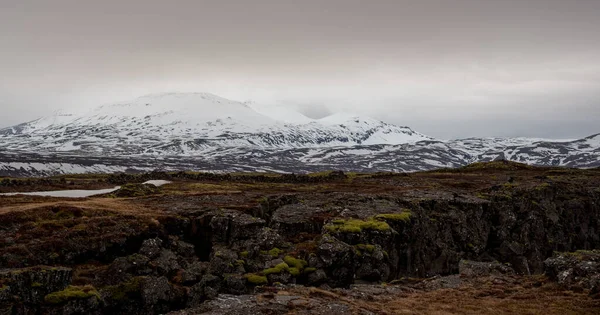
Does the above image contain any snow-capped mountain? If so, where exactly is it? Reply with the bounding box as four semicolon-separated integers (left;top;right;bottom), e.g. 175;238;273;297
0;93;431;156
0;92;598;176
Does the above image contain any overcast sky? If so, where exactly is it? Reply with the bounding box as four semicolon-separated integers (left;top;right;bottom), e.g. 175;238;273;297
1;0;599;139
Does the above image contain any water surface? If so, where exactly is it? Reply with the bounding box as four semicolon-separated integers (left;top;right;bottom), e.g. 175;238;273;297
0;180;171;198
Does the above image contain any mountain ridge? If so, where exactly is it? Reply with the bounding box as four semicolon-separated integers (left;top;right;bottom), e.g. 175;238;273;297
0;92;598;176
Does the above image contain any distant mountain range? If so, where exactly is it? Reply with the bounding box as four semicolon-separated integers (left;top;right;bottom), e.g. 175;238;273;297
0;93;598;176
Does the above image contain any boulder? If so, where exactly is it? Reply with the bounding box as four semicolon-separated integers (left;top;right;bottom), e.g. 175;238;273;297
210;211;266;245
139;238;163;259
354;244;391;282
107;254;152;283
187;274;223;307
314;235;355;287
459;260;515;278
150;250;181;276
544;250;600;296
140;277;184;314
180;262;208;285
223;274;247;295
270;204;326;239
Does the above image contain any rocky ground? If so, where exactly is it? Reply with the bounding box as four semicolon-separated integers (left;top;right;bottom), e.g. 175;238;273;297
1;161;599;314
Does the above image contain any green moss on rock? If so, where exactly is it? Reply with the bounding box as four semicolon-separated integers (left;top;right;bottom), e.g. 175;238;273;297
245;274;268;285
356;244;376;253
325;218;390;233
263;262;289;275
268;248;284;257
103;277;144;301
44;285;100;304
375;212;412;222
284;256;307;269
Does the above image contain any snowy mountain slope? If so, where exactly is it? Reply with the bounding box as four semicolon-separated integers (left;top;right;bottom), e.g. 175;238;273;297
2;135;598;177
245;102;315;124
471;134;600;167
0;92;598;176
0;93;431;155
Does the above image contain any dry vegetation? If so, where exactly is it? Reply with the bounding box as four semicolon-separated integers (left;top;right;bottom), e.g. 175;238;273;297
1;161;599;314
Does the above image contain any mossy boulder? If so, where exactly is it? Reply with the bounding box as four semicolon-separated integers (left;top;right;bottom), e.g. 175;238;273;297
44;285;100;304
284;256;307;270
244;274;268;285
102;276;144;302
263;262;289;276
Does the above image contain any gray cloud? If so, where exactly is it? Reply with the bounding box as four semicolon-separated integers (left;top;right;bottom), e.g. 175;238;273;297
0;0;599;139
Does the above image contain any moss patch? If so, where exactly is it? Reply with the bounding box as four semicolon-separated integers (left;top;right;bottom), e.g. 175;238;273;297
263;262;289;275
325;218;390;233
245;274;268;285
44;285;100;304
375;212;412;223
284;256;307;269
235;259;245;266
356;244;376;253
103;277;144;301
268;248;284;257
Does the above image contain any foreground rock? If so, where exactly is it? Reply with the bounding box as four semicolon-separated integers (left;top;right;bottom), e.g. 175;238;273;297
545;250;600;297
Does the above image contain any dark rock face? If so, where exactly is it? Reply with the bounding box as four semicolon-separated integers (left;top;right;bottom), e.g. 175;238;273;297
210;211;266;245
355;244;391;282
313;235;356;287
0;266;72;309
270;204;326;239
391;188;600;277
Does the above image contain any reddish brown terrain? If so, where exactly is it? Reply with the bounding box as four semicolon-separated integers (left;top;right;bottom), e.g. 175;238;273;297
1;161;599;314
